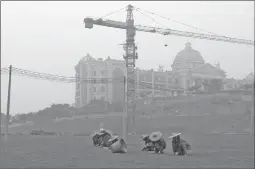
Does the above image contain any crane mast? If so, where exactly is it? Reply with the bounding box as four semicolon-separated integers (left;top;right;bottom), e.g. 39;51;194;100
124;5;137;135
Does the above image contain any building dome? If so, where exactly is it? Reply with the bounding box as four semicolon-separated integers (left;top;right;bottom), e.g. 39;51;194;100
80;53;96;62
173;42;205;64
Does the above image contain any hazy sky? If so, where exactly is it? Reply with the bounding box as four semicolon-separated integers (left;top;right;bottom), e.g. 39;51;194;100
1;1;254;115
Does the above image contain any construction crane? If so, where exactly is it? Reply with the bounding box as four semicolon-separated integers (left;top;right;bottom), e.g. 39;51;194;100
84;8;254;46
84;4;254;140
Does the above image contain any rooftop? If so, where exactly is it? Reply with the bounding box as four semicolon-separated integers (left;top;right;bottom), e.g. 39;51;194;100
79;53;96;62
173;42;205;64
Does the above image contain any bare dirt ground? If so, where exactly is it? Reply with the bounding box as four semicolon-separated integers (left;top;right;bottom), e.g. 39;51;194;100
0;133;254;168
1;95;254;168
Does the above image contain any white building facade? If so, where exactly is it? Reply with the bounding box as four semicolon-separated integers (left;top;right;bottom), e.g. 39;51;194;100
75;43;227;108
74;54;179;108
75;55;127;108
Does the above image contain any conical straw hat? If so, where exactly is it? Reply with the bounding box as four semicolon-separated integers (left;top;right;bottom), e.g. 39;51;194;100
168;133;181;139
149;131;162;142
141;134;149;139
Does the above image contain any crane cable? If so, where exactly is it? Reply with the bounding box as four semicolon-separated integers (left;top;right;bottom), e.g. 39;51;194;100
134;7;210;43
134;6;255;45
95;6;126;20
134;6;219;36
134;8;169;29
134;8;186;43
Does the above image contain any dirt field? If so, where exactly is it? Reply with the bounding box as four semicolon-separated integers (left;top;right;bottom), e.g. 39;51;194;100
0;133;254;168
1;95;254;168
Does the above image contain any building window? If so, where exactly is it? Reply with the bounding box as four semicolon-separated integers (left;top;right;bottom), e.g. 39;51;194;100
101;96;105;101
76;83;80;90
94;87;97;92
100;70;104;76
93;70;96;76
187;79;191;87
76;91;80;97
93;96;96;100
92;78;96;84
174;78;178;84
101;86;105;92
76;99;80;105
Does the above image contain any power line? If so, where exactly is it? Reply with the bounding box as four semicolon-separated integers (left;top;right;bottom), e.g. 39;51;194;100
6;67;124;84
1;67;183;92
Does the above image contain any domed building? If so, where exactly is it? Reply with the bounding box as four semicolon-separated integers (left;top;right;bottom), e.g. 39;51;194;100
172;42;205;71
171;42;226;93
74;44;227;108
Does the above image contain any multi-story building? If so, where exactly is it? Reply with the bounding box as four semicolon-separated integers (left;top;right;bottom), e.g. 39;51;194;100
135;68;179;99
75;55;126;108
75;43;227;108
74;55;179;108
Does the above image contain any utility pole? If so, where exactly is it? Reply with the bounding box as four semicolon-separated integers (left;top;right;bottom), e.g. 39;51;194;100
5;65;12;140
0;111;2;143
251;86;254;136
123;5;137;137
250;108;254;136
122;76;127;141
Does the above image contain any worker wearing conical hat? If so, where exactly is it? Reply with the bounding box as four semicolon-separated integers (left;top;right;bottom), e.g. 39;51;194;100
149;131;166;154
92;128;112;148
92;132;102;147
108;136;127;153
141;134;155;151
168;133;191;156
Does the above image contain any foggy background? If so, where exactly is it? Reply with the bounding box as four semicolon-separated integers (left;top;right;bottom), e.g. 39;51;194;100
1;1;254;115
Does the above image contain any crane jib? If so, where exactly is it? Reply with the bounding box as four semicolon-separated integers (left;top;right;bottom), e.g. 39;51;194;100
84;17;254;46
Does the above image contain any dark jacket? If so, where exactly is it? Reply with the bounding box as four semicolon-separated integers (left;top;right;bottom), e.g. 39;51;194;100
99;132;112;147
141;136;155;151
92;133;101;146
153;138;166;154
92;131;112;147
172;136;191;155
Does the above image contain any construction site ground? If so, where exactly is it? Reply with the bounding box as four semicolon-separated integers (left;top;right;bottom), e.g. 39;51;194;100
0;94;254;168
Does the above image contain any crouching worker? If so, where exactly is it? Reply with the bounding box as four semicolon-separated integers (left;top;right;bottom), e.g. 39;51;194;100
92;132;101;146
141;134;155;151
108;136;127;153
168;133;191;156
149;131;166;154
92;128;112;148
